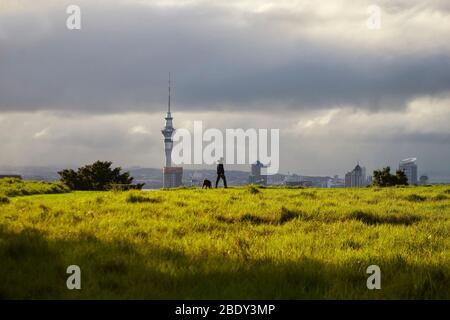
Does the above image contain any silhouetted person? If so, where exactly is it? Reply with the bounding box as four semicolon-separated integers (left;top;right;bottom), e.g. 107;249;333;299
216;158;227;188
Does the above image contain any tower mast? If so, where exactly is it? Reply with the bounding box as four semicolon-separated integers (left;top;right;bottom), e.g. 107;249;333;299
168;72;171;113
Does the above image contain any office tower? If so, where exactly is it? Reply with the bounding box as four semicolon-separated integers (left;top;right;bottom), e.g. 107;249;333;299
399;158;418;185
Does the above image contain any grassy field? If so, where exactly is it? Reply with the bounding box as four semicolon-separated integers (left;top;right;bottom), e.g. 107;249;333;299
0;181;449;299
0;178;70;197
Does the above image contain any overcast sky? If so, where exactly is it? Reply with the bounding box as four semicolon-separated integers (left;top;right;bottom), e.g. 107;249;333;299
0;0;449;178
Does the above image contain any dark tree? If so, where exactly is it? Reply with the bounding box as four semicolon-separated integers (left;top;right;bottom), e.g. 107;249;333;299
395;169;409;185
372;166;409;187
58;169;81;190
59;161;142;191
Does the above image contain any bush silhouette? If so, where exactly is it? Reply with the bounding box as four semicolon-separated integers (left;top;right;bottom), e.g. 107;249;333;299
59;161;144;191
372;166;409;187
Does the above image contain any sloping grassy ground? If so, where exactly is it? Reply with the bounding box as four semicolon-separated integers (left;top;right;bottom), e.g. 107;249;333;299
0;183;449;299
0;178;70;197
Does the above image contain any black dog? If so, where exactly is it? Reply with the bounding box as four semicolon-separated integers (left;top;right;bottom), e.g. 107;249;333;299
202;179;212;189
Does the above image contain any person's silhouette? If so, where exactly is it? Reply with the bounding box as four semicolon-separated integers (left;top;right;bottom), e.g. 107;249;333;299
215;158;227;188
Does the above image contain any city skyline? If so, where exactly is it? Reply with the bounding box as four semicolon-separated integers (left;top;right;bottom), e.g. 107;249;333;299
0;0;449;178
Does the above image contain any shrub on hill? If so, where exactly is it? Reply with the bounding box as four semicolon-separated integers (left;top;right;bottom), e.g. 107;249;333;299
372;166;409;187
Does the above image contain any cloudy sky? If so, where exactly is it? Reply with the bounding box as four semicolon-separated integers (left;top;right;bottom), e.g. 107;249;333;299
0;0;449;178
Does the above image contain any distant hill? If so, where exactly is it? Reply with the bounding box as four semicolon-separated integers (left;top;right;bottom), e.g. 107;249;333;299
0;166;62;181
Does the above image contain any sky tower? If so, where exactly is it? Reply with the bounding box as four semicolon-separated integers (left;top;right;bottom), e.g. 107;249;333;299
162;73;174;167
161;73;183;188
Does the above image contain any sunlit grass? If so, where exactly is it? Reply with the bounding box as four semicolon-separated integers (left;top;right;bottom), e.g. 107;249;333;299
0;178;70;197
0;182;449;299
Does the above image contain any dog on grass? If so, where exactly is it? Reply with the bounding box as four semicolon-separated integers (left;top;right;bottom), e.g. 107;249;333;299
202;179;212;189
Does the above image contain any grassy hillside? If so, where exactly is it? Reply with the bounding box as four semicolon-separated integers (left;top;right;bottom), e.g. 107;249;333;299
0;178;70;197
0;183;449;299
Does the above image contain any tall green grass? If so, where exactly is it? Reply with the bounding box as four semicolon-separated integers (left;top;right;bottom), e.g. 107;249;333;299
0;185;449;299
0;178;70;197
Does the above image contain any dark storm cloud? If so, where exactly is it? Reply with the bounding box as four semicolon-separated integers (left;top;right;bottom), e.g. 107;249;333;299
1;2;450;114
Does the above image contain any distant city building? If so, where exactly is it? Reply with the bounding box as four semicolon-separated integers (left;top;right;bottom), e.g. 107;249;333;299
327;175;345;188
248;160;267;185
283;174;312;187
300;181;313;188
361;166;366;183
190;173;201;187
419;175;429;185
161;75;183;188
266;174;286;186
399;158;418;185
345;164;366;188
163;167;183;188
301;176;326;187
284;173;302;186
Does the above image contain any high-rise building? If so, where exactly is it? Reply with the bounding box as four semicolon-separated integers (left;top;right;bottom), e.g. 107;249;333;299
399;158;418;185
345;164;366;188
161;74;183;188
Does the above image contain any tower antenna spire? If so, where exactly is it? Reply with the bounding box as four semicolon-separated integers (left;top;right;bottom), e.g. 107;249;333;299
168;72;171;113
162;73;183;188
